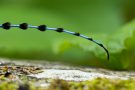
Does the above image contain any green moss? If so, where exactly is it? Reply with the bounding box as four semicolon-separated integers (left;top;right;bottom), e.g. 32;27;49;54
0;78;135;90
0;82;17;90
47;78;135;90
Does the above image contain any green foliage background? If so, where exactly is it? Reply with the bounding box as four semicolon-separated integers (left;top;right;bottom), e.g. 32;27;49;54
0;0;135;70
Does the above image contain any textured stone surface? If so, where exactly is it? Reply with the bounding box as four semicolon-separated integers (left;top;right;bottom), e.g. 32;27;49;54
0;58;135;88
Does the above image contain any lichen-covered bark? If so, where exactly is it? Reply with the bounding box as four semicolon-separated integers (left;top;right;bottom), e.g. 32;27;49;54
0;58;135;90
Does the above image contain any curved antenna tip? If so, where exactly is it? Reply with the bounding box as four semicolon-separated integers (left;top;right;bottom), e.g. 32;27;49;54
106;49;109;61
101;44;109;60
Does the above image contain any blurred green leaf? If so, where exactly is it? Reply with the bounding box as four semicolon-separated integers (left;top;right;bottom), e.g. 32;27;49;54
1;0;135;70
53;20;135;70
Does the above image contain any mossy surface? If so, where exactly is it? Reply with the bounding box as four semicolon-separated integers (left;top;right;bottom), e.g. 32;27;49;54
0;59;135;90
0;78;135;90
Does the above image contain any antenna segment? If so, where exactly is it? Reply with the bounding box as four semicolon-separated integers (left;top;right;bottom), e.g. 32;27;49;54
0;22;109;60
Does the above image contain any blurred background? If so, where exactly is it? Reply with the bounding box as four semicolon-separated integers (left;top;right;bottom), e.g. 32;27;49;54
0;0;135;70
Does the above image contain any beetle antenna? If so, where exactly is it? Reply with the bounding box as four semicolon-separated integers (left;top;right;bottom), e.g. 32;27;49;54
0;22;109;60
